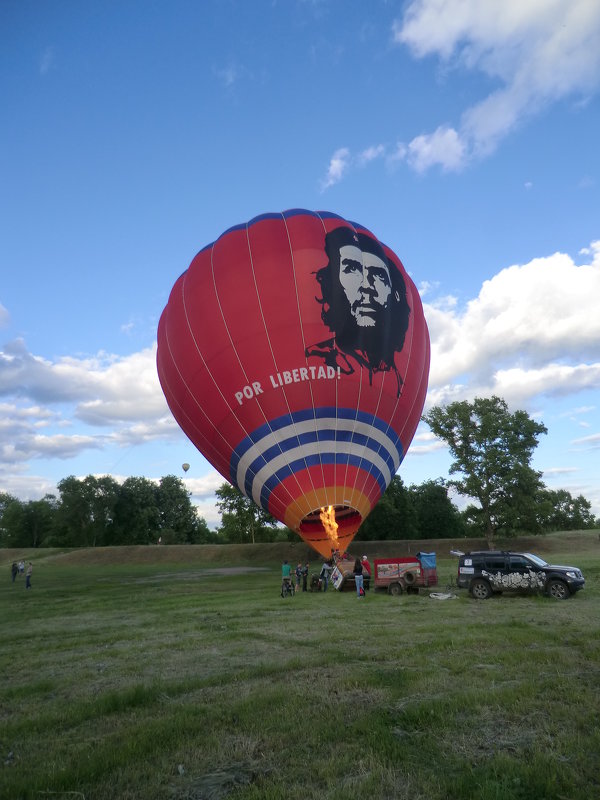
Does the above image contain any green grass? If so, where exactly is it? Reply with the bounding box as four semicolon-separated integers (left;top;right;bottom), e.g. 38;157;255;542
1;540;599;799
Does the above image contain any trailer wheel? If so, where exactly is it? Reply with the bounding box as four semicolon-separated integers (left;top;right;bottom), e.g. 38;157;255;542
404;571;416;585
388;582;403;596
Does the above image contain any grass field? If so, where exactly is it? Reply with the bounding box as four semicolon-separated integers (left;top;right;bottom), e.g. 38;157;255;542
1;534;599;800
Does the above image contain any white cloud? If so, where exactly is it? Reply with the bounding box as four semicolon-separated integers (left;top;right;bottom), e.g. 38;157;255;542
0;341;166;421
74;347;167;425
320;143;398;188
407;428;448;455
387;142;408;165
3;239;600;514
357;144;385;165
425;240;600;404
0;341;171;469
491;364;600;405
559;404;595;418
542;466;579;476
29;433;102;458
214;63;239;87
106;416;179;447
392;0;600;170
184;471;224;498
320;147;351;189
40;46;55;75
0;303;9;327
192;498;222;528
571;432;600;448
320;1;600;183
407;125;467;172
578;176;595;189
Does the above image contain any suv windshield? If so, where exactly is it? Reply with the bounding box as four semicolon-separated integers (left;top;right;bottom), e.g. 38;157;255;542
523;553;548;568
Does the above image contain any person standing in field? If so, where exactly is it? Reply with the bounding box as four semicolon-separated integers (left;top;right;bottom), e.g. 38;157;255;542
11;562;18;583
295;563;302;592
301;562;309;592
320;560;332;592
25;562;33;589
281;560;292;596
353;557;364;597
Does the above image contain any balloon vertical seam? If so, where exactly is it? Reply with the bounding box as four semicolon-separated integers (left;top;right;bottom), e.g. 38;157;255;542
243;218;318;520
289;211;329;510
159;284;235;474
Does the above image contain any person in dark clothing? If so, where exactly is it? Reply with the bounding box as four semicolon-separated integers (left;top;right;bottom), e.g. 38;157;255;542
353;557;364;597
320;560;332;592
301;562;309;592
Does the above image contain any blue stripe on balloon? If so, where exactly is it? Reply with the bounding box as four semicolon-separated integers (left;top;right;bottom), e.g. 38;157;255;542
232;407;396;463
242;429;397;499
258;451;388;511
230;408;403;512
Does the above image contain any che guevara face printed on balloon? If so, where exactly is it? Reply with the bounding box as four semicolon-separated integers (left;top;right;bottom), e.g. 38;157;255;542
306;226;411;395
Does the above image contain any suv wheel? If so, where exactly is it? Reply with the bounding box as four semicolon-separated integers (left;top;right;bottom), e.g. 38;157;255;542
547;579;570;600
470;579;492;600
388;582;403;596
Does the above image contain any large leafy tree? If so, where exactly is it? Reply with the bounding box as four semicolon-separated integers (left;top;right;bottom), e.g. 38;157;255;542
55;476;120;547
408;479;467;539
0;492;17;546
215;483;278;543
0;477;217;548
112;477;160;545
55;477;94;547
156;475;201;544
356;476;419;540
537;488;598;531
85;476;120;546
423;396;547;543
1;494;57;548
194;516;221;544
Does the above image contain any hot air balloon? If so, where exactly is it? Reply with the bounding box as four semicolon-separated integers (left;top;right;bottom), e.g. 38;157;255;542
157;210;429;558
182;463;190;473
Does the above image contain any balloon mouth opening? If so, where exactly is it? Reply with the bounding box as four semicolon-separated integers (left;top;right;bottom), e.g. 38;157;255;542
298;505;362;549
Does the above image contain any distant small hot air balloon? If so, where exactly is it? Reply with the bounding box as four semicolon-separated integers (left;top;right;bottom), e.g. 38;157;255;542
182;463;190;473
157;210;430;557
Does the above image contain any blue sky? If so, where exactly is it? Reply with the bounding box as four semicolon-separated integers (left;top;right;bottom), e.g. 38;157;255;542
2;0;600;526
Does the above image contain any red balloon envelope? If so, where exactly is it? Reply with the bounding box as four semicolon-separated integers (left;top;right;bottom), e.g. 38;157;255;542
157;210;430;557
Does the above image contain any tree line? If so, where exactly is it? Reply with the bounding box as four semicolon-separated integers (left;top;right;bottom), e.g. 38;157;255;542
0;475;217;550
1;397;597;549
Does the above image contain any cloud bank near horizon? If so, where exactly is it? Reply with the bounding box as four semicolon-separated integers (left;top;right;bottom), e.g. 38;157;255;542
1;240;598;508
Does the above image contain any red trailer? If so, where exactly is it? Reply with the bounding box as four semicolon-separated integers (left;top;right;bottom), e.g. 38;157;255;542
373;552;438;595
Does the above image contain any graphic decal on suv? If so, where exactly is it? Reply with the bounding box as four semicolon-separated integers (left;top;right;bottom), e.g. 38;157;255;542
481;569;546;590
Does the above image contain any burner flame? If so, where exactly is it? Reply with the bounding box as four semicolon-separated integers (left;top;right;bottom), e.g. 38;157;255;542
320;505;339;552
